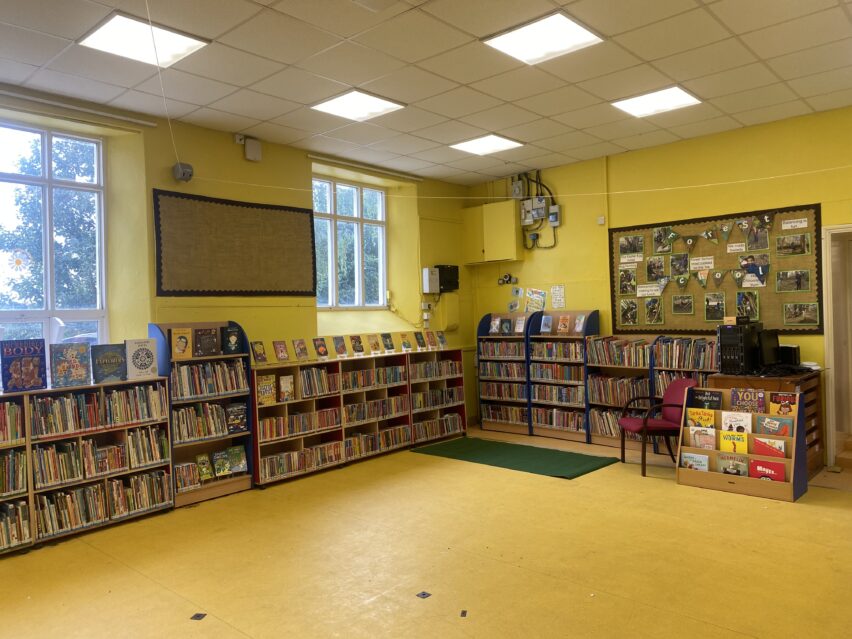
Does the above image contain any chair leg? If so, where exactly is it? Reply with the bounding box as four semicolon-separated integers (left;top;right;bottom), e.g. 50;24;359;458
664;435;676;462
641;429;647;477
620;428;625;463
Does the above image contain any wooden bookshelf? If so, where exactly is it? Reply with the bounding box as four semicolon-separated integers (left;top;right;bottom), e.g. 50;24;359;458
409;348;466;444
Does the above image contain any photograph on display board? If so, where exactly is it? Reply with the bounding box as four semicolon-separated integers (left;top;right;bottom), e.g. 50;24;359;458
776;270;810;292
784;303;819;326
736;291;760;321
776;233;811;257
672;295;694;315
646;256;666;282
645;297;663;324
670;253;688;276
620;299;638;325
618;266;637;295
738;253;770;287
619;235;644;255
746;226;769;250
652;226;672;253
705;292;725;322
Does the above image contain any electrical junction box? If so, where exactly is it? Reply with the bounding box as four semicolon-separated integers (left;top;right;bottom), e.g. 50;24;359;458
531;196;547;219
511;179;524;199
520;198;534;226
549;204;561;227
422;267;440;294
434;264;459;292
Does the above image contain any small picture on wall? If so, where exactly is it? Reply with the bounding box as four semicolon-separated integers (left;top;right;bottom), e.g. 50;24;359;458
776;233;811;256
747;226;770;251
672;295;694;315
618;266;637;295
738;253;770;287
784;303;819;326
776;269;811;292
620;299;638;325
670;253;688;277
736;291;759;321
652;226;672;253
705;292;725;322
645;297;663;324
619;235;644;256
646;256;666;282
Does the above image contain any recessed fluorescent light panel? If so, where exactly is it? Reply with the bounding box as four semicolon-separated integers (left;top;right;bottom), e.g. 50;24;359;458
311;90;404;122
451;135;522;156
483;13;602;64
612;87;700;117
80;13;206;67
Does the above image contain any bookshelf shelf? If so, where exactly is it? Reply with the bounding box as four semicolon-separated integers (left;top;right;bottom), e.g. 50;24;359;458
173;430;251;449
170;390;251;406
30;416;170;443
0;489;28;502
0;440;26;451
174;474;251;508
170;353;247;364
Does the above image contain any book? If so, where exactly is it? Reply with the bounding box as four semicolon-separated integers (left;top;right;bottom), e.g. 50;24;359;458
769;392;797;416
754;436;785;458
91;344;127;384
573;314;586;334
279;375;294;402
685;407;714;429
333;336;347;357
730;388;766;413
680;452;709;471
272;340;290;362
221;327;241;354
49;343;91;388
540;315;553;334
436;331;447;348
489;317;501;334
414;332;426;349
225;403;247;433
721;411;752;433
170;328;193;360
212;450;231;477
717;453;748;476
689;389;723;410
689;426;716;450
719;431;748;454
125;339;158;380
381;333;394;351
349;335;364;355
749;458;785;481
400;333;412;352
367;334;381;354
1;339;47;391
250;341;268;363
196;454;214;482
514;316;526;334
192;328;220;357
256;374;277;406
756;415;794;438
312;337;329;359
556;315;572;334
499;319;512;335
293;339;309;361
226;445;248;473
425;331;438;349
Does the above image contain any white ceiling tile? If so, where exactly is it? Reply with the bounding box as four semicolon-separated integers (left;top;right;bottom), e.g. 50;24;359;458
0;59;38;85
709;82;799;113
490;144;554;162
369;134;439;155
520;152;579;169
241;122;309;145
271;0;410;38
447;155;506;171
458;104;539;131
708;0;838;34
538;41;639;83
516;86;600;117
644;102;723;128
0;23;70;66
376;156;435;172
108;90;198;119
566;0;698;36
135;69;237;105
582;118;657;141
500;119;573;143
103;0;263;39
360;66;458;103
354;10;472;63
209;90;300;121
614;9;730;60
669;115;742;139
369;106;447;132
291;135;361;156
612;129;680;151
740;8;852;59
536;130;603;152
410;164;466;179
567;141;626;160
219;9;341;64
297;42;406;86
578;64;671;101
652;39;758;82
409;146;470;163
412;120;488;144
26;69;125;103
733;100;813;126
324;122;398;145
0;0;110;40
251;68;348;104
552;102;628;128
271;107;349;134
47;45;156;88
179;108;260;132
415;87;502;119
683;63;779;100
788;66;852;98
421;0;560;38
768;39;852;80
417;41;522;84
471;67;564;102
807;87;852;112
173;44;284;87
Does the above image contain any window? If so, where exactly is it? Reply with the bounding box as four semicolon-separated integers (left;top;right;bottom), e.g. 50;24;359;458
313;177;386;308
0;121;106;345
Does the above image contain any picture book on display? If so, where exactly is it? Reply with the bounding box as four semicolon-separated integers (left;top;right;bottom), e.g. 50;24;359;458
754;436;785;458
125;339;157;380
256;374;277;406
689;389;723;410
349;335;364;355
556;315;572;334
769;392;797;416
730;388;766;413
685;408;714;428
312;337;329;359
273;341;290;362
436;331;447;348
196;454;214;482
293;339;309;361
221;327;241;354
279;375;294;402
171;328;193;361
749;458;785;481
400;333;412;352
193;328;220;357
226;445;248;474
50;343;91;388
499;319;512;335
718;453;748;476
489;317;501;334
573;314;586;334
212;450;231;477
91;344;127;384
381;333;394;352
225;404;247;433
414;332;427;349
721;411;752;433
250;341;268;363
333;336;347;357
756;415;794;437
367;334;382;354
681;452;709;471
1;339;47;392
514;316;526;334
540;315;553;334
426;331;438;349
719;431;748;454
689;426;715;450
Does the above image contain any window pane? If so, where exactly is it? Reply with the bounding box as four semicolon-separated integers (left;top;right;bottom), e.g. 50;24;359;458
53;187;99;310
336;221;358;306
363;224;384;306
0;182;45;310
0;321;43;341
312;179;331;214
56;320;99;345
52;136;98;184
336;184;358;217
0;126;42;176
363;188;384;221
314;218;331;306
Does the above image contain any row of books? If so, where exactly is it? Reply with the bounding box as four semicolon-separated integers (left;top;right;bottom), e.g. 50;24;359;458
478;342;525;359
530;341;584;361
0;501;30;550
126;426;170;469
531;384;584;405
410;359;462;381
686;426;789;457
102;385;169;427
411;387;465;411
81;439;125;478
340;365;407;391
589;408;643;441
108;470;172;518
253;331;448;364
587;374;650;408
653;337;718;371
478;361;525;380
343;396;409;425
532;407;584;432
32;442;81;489
170;360;249;400
481;404;528;425
171;402;247;444
0;449;26;495
681;452;787;481
173;445;249;492
169;326;241;360
0;401;24;445
530;363;584;383
344;425;412;460
414;413;464;441
654;371;712;397
688;388;796;415
488;314;589;336
259;407;342;442
259;441;344;482
686;406;794;436
586;336;651;368
299;368;340;398
479;382;527;401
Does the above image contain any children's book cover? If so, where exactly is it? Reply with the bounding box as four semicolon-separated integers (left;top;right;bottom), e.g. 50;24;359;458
192;328;220;357
367;334;382;354
540;315;553;334
414;332;427;349
349;335;365;355
400;333;412;352
381;333;395;351
293;339;309;361
689;426;716;450
573;314;586;334
489;317;501;334
212;450;232;477
125;339;158;379
718;453;748;476
226;445;248;473
272;340;290;362
730;388;766;413
689;389;723;410
753;436;785;458
556;315;572;334
170;328;193;361
256;374;277;406
514;316;526;334
685;407;715;428
749;458;785;481
91;344;126;384
436;331;447;348
769;392;797;416
250;341;268;364
279;375;294;402
196;454;214;482
680;452;709;471
721;411;752;433
225;403;247;433
312;337;329;360
333;336;347;357
719;431;748;454
425;331;438;349
50;343;91;388
221;327;241;353
756;415;793;438
499;319;512;335
1;339;47;392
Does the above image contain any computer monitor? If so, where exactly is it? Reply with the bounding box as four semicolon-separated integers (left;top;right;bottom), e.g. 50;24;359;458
759;329;780;367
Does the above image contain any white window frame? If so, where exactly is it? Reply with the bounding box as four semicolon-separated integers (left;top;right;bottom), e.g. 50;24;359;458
313;177;387;310
0;120;108;344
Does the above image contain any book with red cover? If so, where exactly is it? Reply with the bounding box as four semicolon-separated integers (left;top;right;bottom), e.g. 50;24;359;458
749;458;786;481
753;436;785;458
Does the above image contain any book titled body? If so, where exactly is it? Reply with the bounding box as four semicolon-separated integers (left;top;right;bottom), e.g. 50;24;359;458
312;337;329;360
690;389;723;410
681;452;709;471
333;336;347;357
400;334;412;352
1;338;47;392
279;375;294;402
756;415;794;438
769;392;797;416
221;327;241;354
125;339;158;380
293;339;309;361
514;317;526;334
272;340;290;362
436;331;447;348
718;453;748;476
349;335;364;355
196;454;214;482
212;450;231;477
170;328;193;361
414;332;427;349
256;374;277;406
50;343;91;388
730;388;766;413
499;319;512;335
719;431;748;454
250;341;268;363
749;458;785;481
556;315;572;334
226;445;248;474
754;436;785;458
689;426;716;450
489;317;501;334
367;334;382;354
721;411;752;433
226;403;247;433
540;316;553;334
193;328;220;357
381;333;394;352
91;344;127;384
685;407;715;429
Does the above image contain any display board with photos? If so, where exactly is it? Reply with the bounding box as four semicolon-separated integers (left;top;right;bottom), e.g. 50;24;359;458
609;204;822;334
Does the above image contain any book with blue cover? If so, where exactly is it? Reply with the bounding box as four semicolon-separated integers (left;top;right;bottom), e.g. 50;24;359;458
1;338;47;392
50;343;92;388
91;344;127;384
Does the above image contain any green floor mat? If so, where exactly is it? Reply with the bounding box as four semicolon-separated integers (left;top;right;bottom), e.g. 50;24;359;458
412;437;618;479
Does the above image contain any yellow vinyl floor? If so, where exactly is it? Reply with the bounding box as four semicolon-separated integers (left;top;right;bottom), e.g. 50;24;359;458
2;431;852;639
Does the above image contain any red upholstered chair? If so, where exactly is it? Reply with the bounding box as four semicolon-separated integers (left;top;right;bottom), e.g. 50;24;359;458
618;377;697;476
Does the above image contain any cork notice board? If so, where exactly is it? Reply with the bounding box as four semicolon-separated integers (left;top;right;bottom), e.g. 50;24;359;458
154;189;316;297
609;204;822;334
